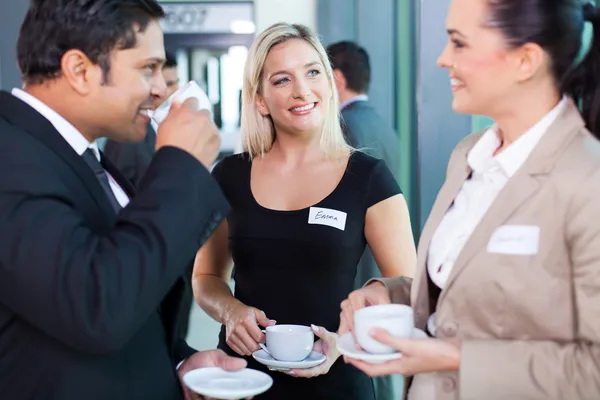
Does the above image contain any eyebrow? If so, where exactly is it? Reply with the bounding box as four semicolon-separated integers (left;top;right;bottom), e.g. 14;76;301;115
269;61;322;78
143;57;166;67
447;28;467;39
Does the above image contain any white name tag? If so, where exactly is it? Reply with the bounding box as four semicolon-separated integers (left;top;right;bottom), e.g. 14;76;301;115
487;225;540;256
308;207;347;231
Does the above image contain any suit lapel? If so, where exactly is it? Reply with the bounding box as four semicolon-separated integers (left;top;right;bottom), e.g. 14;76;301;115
438;99;586;304
145;123;157;157
0;92;116;217
101;152;136;198
411;136;477;327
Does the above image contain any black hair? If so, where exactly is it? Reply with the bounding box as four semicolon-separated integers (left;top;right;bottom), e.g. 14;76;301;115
486;0;600;138
164;51;178;69
17;0;165;85
326;41;371;94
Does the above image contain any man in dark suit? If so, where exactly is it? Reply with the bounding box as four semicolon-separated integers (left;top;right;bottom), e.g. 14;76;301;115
104;51;180;187
327;41;401;181
0;1;246;399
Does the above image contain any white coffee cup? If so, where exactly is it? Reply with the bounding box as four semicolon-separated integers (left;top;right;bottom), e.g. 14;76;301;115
259;325;313;362
354;304;414;354
150;80;212;125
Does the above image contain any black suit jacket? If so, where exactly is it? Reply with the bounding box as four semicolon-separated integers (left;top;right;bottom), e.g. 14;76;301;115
0;91;229;400
103;124;156;187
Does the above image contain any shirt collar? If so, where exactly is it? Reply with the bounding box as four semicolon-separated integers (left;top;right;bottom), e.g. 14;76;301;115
11;88;100;161
468;96;568;177
340;94;369;111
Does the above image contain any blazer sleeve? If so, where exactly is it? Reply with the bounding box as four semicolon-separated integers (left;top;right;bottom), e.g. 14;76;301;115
459;167;600;400
364;277;413;305
0;146;230;355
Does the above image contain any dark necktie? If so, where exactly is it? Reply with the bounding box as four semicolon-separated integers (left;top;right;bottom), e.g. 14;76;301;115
81;148;122;213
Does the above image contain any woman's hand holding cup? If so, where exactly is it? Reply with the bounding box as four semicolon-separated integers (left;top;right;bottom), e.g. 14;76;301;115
224;303;276;356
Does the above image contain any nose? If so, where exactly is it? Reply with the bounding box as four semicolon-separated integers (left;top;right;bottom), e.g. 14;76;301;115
292;77;311;100
437;41;452;69
151;71;168;103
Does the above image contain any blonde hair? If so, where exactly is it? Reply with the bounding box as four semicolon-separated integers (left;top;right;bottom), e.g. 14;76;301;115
241;22;351;159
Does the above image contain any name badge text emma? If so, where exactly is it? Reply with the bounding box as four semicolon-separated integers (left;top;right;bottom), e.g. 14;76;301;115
308;207;347;231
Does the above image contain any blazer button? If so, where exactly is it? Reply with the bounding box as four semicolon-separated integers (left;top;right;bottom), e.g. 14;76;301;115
442;377;456;392
443;321;458;337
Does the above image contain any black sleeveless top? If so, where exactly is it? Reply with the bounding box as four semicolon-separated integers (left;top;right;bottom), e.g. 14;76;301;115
212;151;401;400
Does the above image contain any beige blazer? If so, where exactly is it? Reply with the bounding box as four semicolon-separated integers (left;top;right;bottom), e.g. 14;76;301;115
379;99;600;400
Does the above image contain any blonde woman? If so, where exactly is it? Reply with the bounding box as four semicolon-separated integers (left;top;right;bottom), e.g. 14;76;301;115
192;23;416;399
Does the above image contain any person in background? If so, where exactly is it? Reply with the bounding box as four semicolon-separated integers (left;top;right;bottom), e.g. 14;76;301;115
339;1;600;399
103;51;196;340
104;51;180;187
192;23;416;400
327;37;407;400
0;1;244;399
327;40;405;288
327;41;401;183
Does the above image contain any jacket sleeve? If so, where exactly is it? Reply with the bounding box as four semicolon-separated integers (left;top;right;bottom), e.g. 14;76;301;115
365;277;413;305
0;146;229;354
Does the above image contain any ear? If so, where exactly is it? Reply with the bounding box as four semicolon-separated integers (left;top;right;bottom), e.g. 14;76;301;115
511;42;546;82
60;49;101;95
255;93;269;116
333;68;346;90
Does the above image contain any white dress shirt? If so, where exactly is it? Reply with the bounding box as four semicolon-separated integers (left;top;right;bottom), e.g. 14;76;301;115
340;94;369;111
11;88;130;208
425;96;567;335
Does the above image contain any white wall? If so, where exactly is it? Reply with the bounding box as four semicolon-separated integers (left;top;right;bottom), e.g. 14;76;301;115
254;0;316;33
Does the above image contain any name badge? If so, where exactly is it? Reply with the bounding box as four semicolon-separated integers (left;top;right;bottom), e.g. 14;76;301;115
308;207;347;231
487;225;540;256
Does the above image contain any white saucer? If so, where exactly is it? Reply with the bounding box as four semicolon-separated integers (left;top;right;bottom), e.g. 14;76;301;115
252;350;326;370
182;367;273;399
337;328;427;364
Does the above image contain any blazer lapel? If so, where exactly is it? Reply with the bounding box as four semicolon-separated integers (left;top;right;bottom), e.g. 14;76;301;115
0;91;117;217
439;99;586;304
411;135;478;328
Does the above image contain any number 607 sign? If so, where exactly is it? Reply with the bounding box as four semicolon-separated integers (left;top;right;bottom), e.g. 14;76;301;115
160;3;253;34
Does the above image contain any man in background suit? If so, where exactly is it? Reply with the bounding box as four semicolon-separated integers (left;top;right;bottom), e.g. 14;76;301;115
0;1;246;399
327;40;403;285
104;51;180;187
327;41;401;181
328;40;404;400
